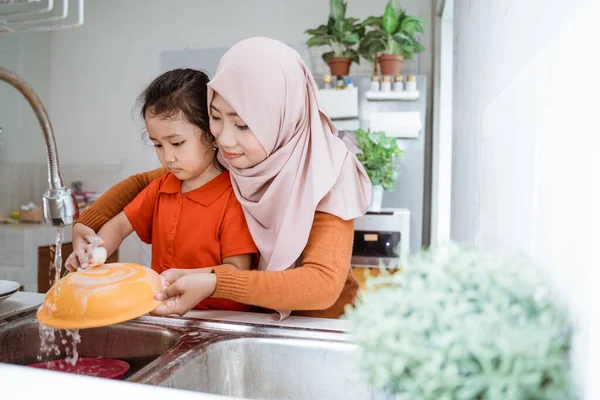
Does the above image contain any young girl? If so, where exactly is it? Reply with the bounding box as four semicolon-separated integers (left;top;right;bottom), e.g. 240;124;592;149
71;37;371;319
64;69;257;312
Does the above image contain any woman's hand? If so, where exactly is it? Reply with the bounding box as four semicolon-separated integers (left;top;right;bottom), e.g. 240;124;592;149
151;268;217;317
65;224;105;271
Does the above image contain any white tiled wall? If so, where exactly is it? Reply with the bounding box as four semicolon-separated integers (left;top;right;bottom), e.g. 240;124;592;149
0;162;122;211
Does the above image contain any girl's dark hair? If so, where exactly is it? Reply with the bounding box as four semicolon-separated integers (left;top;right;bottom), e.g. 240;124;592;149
138;68;222;169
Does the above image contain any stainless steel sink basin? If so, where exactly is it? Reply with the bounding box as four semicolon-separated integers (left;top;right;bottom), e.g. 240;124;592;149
159;337;372;399
0;308;378;399
0;311;181;380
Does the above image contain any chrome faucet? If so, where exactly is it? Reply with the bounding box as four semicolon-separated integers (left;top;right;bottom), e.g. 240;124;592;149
0;66;79;226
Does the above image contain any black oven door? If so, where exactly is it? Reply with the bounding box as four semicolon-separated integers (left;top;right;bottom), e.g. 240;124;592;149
352;231;401;258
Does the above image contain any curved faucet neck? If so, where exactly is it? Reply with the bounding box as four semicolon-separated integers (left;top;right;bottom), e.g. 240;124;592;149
0;66;63;190
0;66;78;226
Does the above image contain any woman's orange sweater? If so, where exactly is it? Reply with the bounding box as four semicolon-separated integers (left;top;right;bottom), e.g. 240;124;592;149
77;168;359;318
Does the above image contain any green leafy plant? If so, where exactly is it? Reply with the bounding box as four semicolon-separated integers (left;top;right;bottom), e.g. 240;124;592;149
355;128;403;191
305;0;364;64
358;0;425;61
345;243;576;400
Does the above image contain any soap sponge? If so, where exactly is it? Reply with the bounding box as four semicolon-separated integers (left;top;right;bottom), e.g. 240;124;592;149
90;247;107;268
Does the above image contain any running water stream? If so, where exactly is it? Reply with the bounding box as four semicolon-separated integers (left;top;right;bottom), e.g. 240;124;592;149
53;227;63;291
37;227;82;367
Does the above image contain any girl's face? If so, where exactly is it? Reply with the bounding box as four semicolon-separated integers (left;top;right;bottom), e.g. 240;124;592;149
209;93;267;169
146;111;216;181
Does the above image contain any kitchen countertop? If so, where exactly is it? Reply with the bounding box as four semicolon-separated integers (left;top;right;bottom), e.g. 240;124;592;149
0;223;72;291
0;363;239;399
351;255;403;269
0;292;349;332
0;291;350;398
0;291;44;318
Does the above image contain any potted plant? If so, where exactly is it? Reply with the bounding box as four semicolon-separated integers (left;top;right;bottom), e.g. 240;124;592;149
354;129;403;211
358;0;425;76
305;0;364;77
345;243;576;399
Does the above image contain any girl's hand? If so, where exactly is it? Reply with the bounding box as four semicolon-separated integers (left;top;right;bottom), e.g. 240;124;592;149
65;231;106;272
71;222;96;249
151;268;217;317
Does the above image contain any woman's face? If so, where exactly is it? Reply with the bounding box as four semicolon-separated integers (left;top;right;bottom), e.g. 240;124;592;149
209;93;267;169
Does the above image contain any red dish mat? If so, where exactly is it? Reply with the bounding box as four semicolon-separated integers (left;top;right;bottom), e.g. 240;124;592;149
28;357;130;379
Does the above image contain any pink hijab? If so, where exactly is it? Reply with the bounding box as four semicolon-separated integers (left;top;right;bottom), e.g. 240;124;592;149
207;37;371;284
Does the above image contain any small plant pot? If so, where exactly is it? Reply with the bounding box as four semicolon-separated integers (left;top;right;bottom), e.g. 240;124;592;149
328;57;352;76
368;184;384;212
378;54;403;76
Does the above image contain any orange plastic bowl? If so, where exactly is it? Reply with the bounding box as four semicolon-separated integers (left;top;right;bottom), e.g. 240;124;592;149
37;263;164;329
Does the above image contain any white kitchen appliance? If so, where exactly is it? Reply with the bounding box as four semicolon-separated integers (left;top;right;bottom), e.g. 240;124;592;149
353;207;410;266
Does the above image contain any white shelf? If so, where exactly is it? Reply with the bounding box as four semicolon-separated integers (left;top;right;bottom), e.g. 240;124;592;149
365;90;420;101
319;87;359;119
369;111;422;139
331;118;360;132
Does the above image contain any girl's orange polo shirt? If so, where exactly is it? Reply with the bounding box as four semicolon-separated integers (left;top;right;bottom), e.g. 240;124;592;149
123;170;257;311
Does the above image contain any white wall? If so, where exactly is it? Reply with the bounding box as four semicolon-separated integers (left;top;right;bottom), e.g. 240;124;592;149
0;32;50;163
451;0;588;241
430;0;452;245
452;0;599;397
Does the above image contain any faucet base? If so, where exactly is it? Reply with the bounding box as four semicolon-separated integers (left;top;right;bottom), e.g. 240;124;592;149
43;188;79;227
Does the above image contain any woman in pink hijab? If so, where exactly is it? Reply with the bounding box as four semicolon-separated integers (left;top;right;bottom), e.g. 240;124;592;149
72;37;371;319
152;37;371;319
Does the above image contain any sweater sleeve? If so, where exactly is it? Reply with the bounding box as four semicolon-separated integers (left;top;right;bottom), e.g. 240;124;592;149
212;211;356;313
76;168;167;232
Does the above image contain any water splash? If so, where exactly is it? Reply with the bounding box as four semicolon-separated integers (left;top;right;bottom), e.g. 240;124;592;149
38;322;81;366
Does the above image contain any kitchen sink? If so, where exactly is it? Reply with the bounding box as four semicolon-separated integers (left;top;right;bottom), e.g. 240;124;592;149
159;337;372;399
0;311;182;380
0;308;380;399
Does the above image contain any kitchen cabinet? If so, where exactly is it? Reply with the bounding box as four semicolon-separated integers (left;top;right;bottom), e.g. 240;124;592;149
351;266;401;291
37;243;119;293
